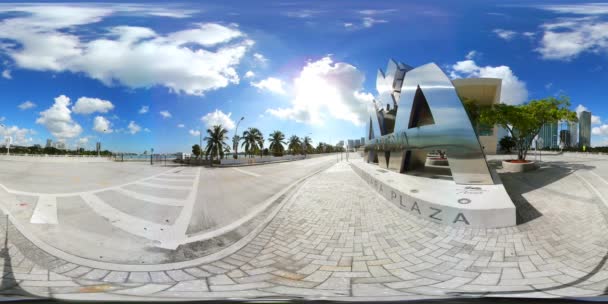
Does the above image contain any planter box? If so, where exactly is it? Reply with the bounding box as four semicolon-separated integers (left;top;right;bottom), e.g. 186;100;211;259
502;160;538;173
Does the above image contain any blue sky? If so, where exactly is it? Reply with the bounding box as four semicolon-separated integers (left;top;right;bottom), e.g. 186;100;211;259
1;0;608;153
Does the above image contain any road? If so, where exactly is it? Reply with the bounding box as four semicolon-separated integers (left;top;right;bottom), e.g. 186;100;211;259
0;155;337;264
0;154;607;301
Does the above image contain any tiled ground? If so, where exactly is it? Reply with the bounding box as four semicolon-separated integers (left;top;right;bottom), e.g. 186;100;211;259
0;158;607;301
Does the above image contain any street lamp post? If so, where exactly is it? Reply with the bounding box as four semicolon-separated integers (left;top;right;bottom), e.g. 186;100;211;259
233;117;244;159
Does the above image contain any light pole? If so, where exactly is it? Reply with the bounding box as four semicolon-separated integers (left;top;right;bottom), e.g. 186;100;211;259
233;116;244;159
97;129;106;157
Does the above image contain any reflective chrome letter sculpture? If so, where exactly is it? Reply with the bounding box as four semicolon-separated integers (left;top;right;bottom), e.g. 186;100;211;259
365;60;494;185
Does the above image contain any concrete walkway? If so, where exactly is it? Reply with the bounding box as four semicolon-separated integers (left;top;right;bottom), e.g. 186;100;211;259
0;156;607;301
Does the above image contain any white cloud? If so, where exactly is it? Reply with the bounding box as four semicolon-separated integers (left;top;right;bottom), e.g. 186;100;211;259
576;104;601;124
0;124;34;146
77;137;89;148
537;18;608;60
251;77;286;94
576;104;589;117
0;117;4;122
2;69;11;79
593;125;608;136
189;129;200;136
127;121;141;134
253;53;267;64
93;116;112;133
522;32;536;38
72;97;114;114
493;29;517;40
545;82;553;90
539;3;608;15
0;5;252;95
36;95;83;139
138;105;149;114
358;9;397;15
167;23;242;46
465;50;478;60
449;59;528;105
244;70;255;78
362;17;388;28
177;123;185;128
200;109;236;130
144;128;151;132
266;56;373;126
284;9;324;18
345;17;387;30
18;100;36;110
159;110;172;119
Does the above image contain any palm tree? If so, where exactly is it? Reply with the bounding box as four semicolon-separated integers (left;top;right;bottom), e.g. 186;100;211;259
268;130;286;156
204;125;229;163
316;142;325;153
303;136;313;154
241;127;264;158
287;135;302;155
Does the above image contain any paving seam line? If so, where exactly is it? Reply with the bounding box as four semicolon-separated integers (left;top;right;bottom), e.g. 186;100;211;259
0;162;335;272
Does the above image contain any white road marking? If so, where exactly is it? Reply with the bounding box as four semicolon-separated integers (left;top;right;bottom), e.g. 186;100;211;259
80;193;173;243
161;168;201;249
589;170;608;186
232;167;261;177
115;188;185;206
30;196;58;224
151;176;194;182
136;181;192;190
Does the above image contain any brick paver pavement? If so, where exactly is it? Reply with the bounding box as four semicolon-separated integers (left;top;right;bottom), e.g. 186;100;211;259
0;159;607;300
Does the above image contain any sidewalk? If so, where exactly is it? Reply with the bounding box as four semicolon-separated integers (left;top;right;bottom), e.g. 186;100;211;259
0;160;607;301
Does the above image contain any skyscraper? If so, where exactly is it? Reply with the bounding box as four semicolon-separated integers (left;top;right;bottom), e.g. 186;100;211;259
538;122;558;149
579;111;591;148
559;129;571;147
45;139;52;148
569;121;578;148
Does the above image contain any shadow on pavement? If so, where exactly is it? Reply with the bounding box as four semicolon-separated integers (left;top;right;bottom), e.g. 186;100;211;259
450;249;608;297
488;159;596;225
0;215;36;299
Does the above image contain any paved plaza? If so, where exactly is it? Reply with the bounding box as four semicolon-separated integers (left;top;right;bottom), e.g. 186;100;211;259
0;153;606;301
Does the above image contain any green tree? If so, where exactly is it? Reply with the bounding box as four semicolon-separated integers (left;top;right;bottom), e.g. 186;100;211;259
287;135;302;155
241;128;264;158
204;125;229;163
479;96;577;161
499;136;516;154
316;142;325;153
303;136;313;154
191;144;201;159
268;130;286;156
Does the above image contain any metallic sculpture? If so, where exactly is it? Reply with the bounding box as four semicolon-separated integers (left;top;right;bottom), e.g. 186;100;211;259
364;60;494;185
